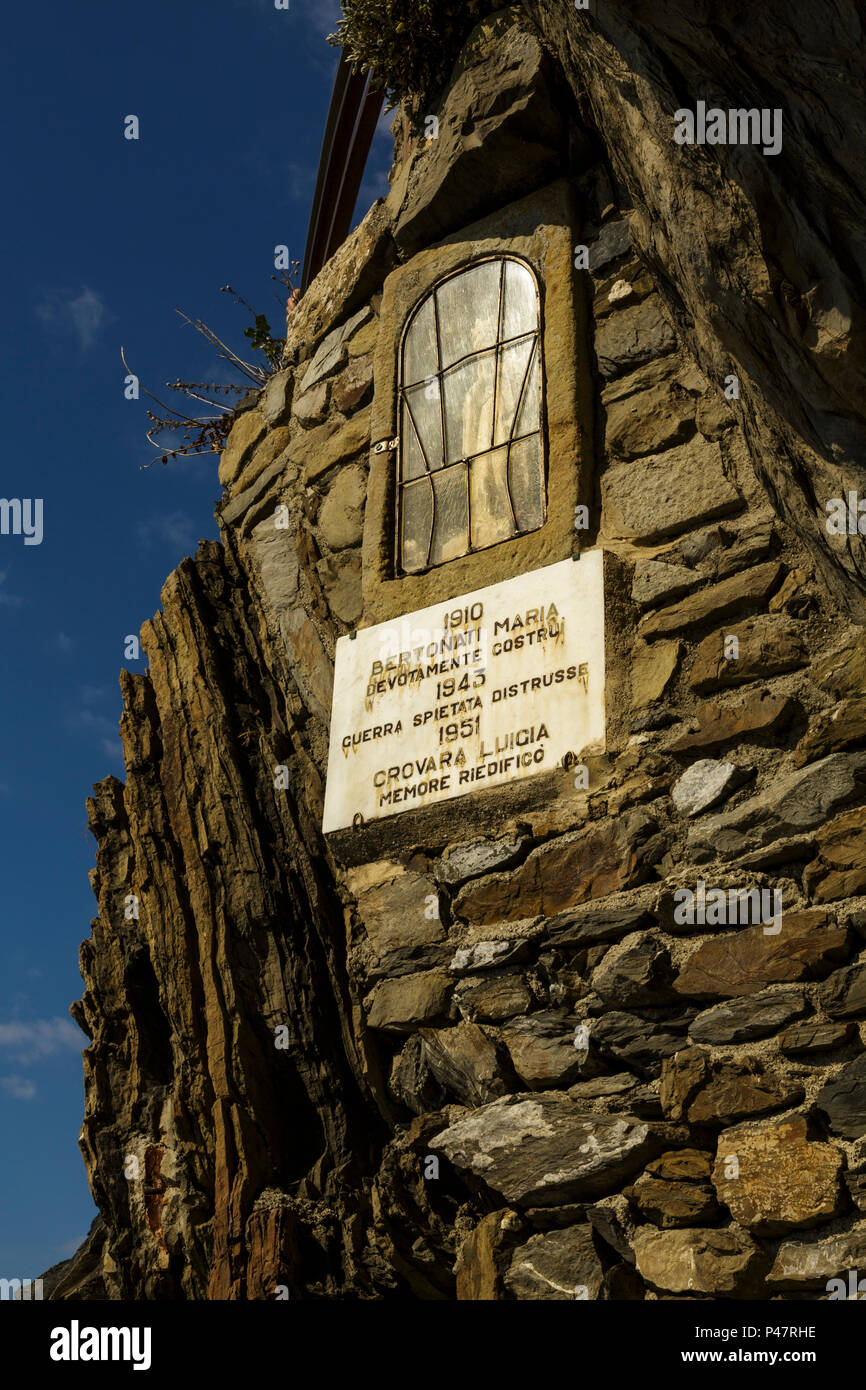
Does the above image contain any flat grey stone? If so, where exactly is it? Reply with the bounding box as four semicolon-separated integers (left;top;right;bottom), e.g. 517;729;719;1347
601;435;740;541
818;962;866;1019
590;930;675;1007
449;938;530;974
431;1095;664;1206
505;1225;604;1300
689;752;866;858
768;1228;866;1289
259;368;292;426
299;305;372;392
435;835;528;887
632;560;701;609
546;886;657;948
568;1073;638;1100
778;1021;857;1055
589;1010;690;1077
595;297;676;380
678;527;726;564
817;1054;866;1138
672;759;739;817
689;988;807;1044
220;452;292;531
589;219;631;273
292;380;329;427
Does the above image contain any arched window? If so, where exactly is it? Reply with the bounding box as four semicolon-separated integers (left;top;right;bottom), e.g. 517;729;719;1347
397;256;545;574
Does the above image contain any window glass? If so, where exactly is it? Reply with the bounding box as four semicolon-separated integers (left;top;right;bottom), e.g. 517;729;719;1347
398;257;545;574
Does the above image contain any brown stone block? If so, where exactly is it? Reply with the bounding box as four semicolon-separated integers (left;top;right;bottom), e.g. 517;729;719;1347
624;1172;720;1228
810;632;866;699
295;408;371;483
456;1210;518;1301
453;811;658;925
668;691;794;754
632;1225;768;1297
603;373;696;460
231;425;292;497
366;970;454;1034
688;614;808;692
794;696;866;766
639;561;782;640
332;355;374;415
712;1115;843;1236
660;1047;802;1127
218;408;267;487
458;974;532;1024
673;910;850;999
630;638;680;709
804;804;866;902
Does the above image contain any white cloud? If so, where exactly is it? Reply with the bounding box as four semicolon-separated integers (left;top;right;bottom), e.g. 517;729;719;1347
136;510;197;551
65;687;124;763
0;1018;83;1061
79;684;107;705
35;286;112;352
293;0;342;38
0;1076;37;1101
65;705;123;763
68;289;108;350
374;103;396;142
233;0;341;44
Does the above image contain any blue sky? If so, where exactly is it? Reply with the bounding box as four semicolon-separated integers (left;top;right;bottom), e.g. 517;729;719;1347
0;0;391;1280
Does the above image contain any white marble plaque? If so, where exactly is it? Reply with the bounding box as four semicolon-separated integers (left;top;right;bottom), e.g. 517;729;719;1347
322;551;606;833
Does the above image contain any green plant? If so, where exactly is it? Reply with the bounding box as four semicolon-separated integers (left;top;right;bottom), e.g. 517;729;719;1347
328;0;499;104
243;312;284;370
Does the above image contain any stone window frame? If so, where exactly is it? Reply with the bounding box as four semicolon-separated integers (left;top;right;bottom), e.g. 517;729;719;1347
396;252;546;575
361;180;591;626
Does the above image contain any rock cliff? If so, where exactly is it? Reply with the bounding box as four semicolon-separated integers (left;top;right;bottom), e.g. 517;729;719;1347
49;4;866;1300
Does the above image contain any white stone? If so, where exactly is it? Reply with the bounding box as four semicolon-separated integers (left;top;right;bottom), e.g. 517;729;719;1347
672;759;738;817
450;941;514;973
608;279;633;303
322;552;607;832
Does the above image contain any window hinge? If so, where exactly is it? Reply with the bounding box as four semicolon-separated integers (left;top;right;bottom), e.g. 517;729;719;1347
373;436;399;454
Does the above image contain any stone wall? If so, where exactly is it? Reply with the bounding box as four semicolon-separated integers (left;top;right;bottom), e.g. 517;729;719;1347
55;4;866;1301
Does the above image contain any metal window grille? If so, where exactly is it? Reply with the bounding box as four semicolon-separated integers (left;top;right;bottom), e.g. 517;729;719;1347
397;256;546;574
